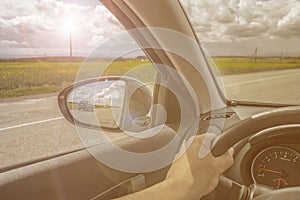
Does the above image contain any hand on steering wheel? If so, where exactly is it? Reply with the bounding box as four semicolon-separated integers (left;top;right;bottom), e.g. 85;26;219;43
166;134;234;200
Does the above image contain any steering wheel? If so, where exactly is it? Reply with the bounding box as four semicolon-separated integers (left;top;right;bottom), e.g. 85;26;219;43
203;106;300;200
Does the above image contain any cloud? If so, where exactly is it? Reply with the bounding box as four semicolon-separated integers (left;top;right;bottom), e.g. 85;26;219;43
181;0;300;42
0;0;36;20
0;0;123;57
0;40;28;48
0;0;101;34
202;37;300;57
0;0;299;57
87;5;122;47
8;15;53;33
0;17;9;28
276;4;300;37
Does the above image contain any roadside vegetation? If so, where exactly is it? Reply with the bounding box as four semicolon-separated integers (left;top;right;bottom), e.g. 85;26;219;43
0;62;80;98
0;61;152;98
0;57;299;98
211;57;300;75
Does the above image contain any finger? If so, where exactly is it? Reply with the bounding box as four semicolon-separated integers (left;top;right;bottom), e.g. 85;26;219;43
185;134;217;157
198;133;217;158
214;147;234;173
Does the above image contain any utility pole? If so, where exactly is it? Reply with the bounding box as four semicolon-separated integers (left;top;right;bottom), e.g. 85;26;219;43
251;47;258;63
69;31;73;64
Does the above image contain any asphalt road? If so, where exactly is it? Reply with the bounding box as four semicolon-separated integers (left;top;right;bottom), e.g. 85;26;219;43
0;94;83;169
222;68;300;105
0;69;299;170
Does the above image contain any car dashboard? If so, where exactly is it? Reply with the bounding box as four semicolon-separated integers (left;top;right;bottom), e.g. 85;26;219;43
227;123;300;190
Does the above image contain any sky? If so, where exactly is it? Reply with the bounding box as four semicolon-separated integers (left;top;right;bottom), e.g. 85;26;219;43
182;0;300;57
0;0;299;58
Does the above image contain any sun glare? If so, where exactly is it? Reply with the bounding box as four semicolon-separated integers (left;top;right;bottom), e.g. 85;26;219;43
62;12;78;34
65;19;75;33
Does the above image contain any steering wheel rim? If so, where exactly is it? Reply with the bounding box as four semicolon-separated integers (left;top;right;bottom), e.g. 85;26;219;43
205;106;300;200
253;186;300;200
211;106;300;157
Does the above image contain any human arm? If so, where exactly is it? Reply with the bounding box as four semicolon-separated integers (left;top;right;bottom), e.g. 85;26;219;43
115;134;234;200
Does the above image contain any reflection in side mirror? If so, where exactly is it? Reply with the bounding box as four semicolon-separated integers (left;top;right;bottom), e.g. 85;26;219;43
58;77;152;131
68;80;126;129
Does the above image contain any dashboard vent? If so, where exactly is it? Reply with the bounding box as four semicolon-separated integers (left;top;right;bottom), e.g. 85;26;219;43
202;112;235;121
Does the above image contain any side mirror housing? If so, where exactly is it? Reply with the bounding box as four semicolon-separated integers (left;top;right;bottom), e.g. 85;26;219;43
58;76;152;131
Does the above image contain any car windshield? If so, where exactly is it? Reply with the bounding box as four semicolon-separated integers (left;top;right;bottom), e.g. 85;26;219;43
181;0;300;105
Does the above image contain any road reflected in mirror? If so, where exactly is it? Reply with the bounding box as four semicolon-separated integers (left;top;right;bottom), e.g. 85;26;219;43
67;80;126;128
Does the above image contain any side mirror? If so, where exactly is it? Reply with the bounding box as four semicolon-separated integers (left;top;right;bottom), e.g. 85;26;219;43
58;76;152;131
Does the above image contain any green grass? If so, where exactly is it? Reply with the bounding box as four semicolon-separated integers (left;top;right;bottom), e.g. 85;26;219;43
75;61;156;82
0;61;155;98
0;62;80;98
211;57;300;75
0;86;62;98
0;57;300;98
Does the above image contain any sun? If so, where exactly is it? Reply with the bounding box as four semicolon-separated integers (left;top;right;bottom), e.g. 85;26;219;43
62;12;78;34
65;19;76;33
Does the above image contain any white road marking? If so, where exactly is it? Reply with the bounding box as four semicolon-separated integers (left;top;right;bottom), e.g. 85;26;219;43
225;72;300;87
0;96;57;107
0;117;64;132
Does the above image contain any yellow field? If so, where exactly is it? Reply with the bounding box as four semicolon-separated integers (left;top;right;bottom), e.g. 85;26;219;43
0;57;299;98
211;57;300;75
0;61;156;98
